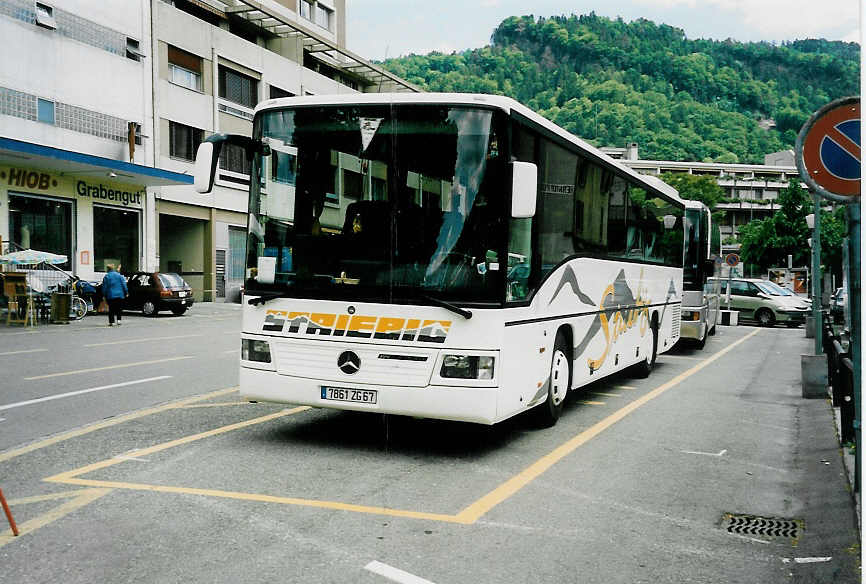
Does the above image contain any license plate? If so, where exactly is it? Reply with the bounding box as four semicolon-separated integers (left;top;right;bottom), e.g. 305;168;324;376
321;386;378;404
178;291;187;297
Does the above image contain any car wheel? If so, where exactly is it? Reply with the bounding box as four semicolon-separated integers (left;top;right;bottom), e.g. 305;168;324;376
755;308;775;327
533;333;571;427
142;300;157;317
171;306;188;316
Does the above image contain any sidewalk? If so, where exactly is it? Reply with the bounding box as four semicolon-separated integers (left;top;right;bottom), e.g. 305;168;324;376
791;331;861;581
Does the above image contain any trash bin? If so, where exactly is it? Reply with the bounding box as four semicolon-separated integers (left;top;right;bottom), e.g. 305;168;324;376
50;292;71;324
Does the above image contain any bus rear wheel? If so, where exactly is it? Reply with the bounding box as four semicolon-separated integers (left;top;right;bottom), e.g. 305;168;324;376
534;333;571;427
632;319;658;378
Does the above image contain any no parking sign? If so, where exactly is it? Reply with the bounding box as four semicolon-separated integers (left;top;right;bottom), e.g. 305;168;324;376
796;97;861;202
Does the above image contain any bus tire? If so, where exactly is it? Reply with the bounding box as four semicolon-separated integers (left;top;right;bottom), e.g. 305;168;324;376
534;333;571;427
695;331;707;350
708;324;717;336
632;318;658;378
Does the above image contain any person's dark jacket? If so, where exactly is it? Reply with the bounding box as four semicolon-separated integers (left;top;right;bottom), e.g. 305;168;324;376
102;270;128;300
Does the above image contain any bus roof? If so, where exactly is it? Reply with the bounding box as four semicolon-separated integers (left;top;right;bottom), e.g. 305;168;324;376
255;92;684;207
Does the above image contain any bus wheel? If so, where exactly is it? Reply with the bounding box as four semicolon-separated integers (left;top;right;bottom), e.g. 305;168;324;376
695;331;707;350
632;320;658;378
534;333;571;427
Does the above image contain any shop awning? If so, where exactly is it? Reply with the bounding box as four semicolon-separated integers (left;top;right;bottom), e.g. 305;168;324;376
0;138;194;187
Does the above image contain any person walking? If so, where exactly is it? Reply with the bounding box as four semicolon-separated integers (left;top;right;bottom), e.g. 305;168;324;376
101;264;128;326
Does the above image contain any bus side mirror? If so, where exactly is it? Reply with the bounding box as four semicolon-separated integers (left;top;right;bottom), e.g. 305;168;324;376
194;140;222;194
510;161;537;218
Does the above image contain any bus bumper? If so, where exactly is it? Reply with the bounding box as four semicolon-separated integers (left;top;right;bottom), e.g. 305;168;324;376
679;319;707;341
240;366;501;425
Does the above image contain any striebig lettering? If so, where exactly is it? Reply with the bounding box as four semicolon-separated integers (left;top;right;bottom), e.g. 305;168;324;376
263;310;452;343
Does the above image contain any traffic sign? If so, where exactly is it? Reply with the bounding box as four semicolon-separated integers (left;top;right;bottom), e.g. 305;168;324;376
796;97;861;202
725;253;739;267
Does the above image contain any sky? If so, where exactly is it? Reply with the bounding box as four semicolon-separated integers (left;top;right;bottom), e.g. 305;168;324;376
346;0;862;60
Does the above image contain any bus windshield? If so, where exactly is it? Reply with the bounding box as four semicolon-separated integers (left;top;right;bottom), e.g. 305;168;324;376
246;105;506;305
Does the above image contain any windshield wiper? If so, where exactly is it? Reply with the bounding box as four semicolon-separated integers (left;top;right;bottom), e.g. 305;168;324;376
247;291;287;306
420;294;472;319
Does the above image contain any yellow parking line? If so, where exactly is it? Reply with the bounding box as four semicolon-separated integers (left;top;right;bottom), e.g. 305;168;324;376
24;356;194;380
612;385;637;390
0;488;111;548
178;402;254;409
45;407;311;483
6;489;98;506
589;392;621;397
452;328;761;524
44;478;464;524
0;387;238;464
578;400;605;405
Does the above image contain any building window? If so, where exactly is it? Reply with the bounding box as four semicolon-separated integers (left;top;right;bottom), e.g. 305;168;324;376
34;2;56;30
168;46;202;91
94;206;140;272
300;0;312;20
126;37;146;61
218;66;258;109
8;193;73;270
169;121;203;162
37;98;55;124
314;3;332;30
269;85;295;99
219;143;251;179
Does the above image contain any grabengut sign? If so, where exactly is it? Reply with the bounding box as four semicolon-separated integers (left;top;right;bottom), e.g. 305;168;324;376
263;310;452;343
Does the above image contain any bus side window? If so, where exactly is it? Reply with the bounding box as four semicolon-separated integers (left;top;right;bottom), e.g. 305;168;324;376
507;123;537;302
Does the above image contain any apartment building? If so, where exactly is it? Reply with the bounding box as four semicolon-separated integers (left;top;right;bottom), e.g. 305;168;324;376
0;0;416;301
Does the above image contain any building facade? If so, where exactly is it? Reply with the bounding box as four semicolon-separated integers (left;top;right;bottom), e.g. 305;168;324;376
0;0;416;301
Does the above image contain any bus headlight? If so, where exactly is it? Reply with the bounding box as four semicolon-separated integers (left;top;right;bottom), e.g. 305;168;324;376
440;355;495;380
242;339;272;363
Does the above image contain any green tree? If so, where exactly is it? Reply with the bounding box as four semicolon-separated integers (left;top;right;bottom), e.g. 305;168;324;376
739;179;811;270
658;173;724;208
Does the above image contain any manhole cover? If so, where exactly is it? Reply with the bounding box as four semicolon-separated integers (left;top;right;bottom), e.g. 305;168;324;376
721;513;803;542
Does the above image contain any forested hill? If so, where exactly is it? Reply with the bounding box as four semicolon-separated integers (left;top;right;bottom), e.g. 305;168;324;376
381;13;860;164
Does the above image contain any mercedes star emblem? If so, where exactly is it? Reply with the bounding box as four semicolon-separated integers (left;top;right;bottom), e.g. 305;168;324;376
337;351;361;374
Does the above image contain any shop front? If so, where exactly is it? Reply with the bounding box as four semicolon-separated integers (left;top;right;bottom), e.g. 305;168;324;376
0;138;192;282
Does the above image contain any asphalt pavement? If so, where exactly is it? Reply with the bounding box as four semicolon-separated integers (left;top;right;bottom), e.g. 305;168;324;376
0;314;860;583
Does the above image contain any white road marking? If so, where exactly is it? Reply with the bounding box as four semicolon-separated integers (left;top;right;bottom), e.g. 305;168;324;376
794;557;832;564
84;334;202;347
0;376;172;411
0;348;48;356
24;356;192;380
364;561;437;584
113;449;149;462
681;449;727;457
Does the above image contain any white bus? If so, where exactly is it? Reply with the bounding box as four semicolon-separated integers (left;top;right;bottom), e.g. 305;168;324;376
195;93;685;426
680;200;721;348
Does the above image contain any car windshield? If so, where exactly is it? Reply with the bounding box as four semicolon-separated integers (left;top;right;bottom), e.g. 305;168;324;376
754;282;779;295
245;104;506;305
761;281;789;295
158;273;186;288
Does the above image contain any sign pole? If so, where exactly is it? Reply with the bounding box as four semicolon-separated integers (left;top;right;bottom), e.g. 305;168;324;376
811;193;823;355
847;203;860;491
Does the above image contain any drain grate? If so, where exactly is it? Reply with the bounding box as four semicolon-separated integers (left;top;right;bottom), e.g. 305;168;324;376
721;513;803;542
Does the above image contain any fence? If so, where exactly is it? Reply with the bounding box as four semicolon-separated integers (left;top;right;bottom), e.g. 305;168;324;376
823;317;858;492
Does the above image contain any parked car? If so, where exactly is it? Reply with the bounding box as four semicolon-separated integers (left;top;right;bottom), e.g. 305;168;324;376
830;287;848;324
125;272;194;316
710;277;809;327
